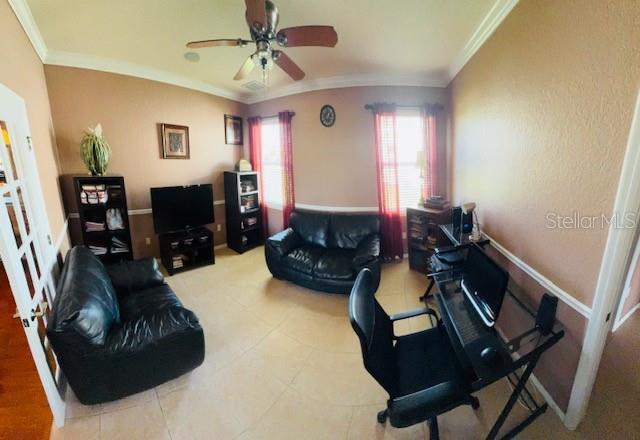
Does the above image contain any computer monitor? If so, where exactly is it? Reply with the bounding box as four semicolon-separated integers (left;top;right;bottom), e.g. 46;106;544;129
460;244;509;327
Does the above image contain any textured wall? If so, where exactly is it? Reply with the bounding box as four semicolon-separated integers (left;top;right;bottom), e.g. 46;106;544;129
248;86;449;209
449;0;640;307
45;66;248;256
1;1;68;253
449;0;640;413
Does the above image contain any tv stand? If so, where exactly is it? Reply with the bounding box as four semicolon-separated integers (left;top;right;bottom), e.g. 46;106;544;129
158;227;215;275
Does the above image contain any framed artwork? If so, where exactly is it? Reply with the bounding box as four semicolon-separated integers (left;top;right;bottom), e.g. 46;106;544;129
224;115;243;145
160;123;190;159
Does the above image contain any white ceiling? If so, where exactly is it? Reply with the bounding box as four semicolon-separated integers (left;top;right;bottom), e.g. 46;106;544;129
15;0;517;103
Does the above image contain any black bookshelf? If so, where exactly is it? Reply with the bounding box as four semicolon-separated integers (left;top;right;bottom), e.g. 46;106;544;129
73;175;133;263
158;227;214;275
224;171;263;253
406;206;449;273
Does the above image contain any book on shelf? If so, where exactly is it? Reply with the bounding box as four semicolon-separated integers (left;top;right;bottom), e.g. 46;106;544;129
85;221;106;232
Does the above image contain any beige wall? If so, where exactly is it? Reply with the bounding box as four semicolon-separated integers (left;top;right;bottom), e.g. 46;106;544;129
249;86;449;210
449;0;640;307
448;0;640;412
1;1;68;254
44;66;249;256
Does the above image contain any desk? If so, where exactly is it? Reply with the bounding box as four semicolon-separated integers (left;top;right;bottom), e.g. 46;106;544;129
433;270;564;439
440;223;490;248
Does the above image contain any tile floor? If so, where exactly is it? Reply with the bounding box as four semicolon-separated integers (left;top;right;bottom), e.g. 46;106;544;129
49;247;635;439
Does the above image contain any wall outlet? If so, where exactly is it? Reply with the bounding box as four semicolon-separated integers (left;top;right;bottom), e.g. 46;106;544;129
145;237;151;245
216;224;222;232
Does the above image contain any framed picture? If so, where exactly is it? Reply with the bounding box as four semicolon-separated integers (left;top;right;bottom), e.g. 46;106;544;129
224;115;243;145
160;123;190;159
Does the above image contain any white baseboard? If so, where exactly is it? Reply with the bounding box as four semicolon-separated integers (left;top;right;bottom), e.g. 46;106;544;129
495;327;566;422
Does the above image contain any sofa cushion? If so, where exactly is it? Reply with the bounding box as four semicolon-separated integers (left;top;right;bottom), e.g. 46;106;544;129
329;214;380;249
107;258;164;298
314;249;356;280
118;284;182;322
284;245;323;275
49;246;120;345
290;210;330;248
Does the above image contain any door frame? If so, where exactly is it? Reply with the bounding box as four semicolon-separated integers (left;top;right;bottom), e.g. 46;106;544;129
565;89;640;429
0;82;66;426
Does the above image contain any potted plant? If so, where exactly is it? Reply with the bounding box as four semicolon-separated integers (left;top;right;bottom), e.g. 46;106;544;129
80;124;111;176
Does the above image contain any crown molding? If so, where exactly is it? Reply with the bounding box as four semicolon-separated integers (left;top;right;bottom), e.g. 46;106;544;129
45;50;247;103
11;0;518;103
8;0;47;62
447;0;519;83
245;73;448;104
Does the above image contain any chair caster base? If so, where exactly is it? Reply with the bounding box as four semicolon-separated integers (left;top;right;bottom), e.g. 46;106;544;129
377;409;388;424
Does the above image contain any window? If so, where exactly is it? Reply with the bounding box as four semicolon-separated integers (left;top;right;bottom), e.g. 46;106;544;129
260;117;283;206
394;108;426;210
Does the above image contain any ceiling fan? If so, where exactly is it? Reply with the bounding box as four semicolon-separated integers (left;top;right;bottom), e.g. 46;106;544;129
186;0;338;82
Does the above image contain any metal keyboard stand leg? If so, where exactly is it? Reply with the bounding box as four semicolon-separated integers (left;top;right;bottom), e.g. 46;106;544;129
419;278;436;302
486;354;547;440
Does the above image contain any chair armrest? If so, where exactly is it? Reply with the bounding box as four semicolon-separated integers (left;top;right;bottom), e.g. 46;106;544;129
353;234;380;268
106;258;164;297
103;306;201;356
266;228;301;257
390;307;439;322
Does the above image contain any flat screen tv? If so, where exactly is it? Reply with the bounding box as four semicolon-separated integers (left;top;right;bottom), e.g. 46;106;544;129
150;184;214;234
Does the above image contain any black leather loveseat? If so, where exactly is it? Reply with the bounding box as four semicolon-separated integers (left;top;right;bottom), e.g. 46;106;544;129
47;246;204;405
265;210;381;293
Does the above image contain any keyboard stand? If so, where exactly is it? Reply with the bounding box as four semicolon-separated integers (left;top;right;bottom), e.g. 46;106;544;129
435;276;565;440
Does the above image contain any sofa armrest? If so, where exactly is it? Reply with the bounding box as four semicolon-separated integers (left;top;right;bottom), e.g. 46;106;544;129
103;306;201;356
266;228;301;257
353;234;380;268
106;258;164;298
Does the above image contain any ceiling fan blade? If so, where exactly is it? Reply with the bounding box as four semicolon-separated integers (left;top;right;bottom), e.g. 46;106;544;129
245;0;267;33
234;56;256;80
186;38;249;48
276;26;338;48
273;51;305;81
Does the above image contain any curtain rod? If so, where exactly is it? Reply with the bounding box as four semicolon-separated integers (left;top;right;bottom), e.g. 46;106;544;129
249;111;296;119
363;104;444;111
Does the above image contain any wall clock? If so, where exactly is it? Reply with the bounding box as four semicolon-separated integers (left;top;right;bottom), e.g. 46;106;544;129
320;105;336;127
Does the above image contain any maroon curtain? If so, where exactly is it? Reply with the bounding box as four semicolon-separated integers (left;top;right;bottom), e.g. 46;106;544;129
279;111;295;228
248;116;269;237
372;103;404;260
422;105;439;198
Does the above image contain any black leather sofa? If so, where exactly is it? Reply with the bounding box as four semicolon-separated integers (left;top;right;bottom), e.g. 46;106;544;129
47;246;204;405
265;210;381;294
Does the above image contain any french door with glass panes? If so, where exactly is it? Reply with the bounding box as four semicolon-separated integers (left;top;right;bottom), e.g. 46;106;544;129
0;83;66;426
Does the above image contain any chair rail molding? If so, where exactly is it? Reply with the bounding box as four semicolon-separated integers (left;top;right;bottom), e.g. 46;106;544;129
565;89;640;430
484;233;592;319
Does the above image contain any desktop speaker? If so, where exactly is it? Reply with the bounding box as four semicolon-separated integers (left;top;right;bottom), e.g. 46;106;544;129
536;293;558;335
451;207;461;234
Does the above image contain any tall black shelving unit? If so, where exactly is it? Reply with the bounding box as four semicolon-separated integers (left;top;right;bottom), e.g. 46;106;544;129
224;171;263;254
73;175;133;263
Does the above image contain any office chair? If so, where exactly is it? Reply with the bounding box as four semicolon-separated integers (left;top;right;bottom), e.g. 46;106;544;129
349;268;479;439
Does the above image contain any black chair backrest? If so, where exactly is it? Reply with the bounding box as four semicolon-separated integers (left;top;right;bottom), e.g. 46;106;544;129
349;268;397;396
